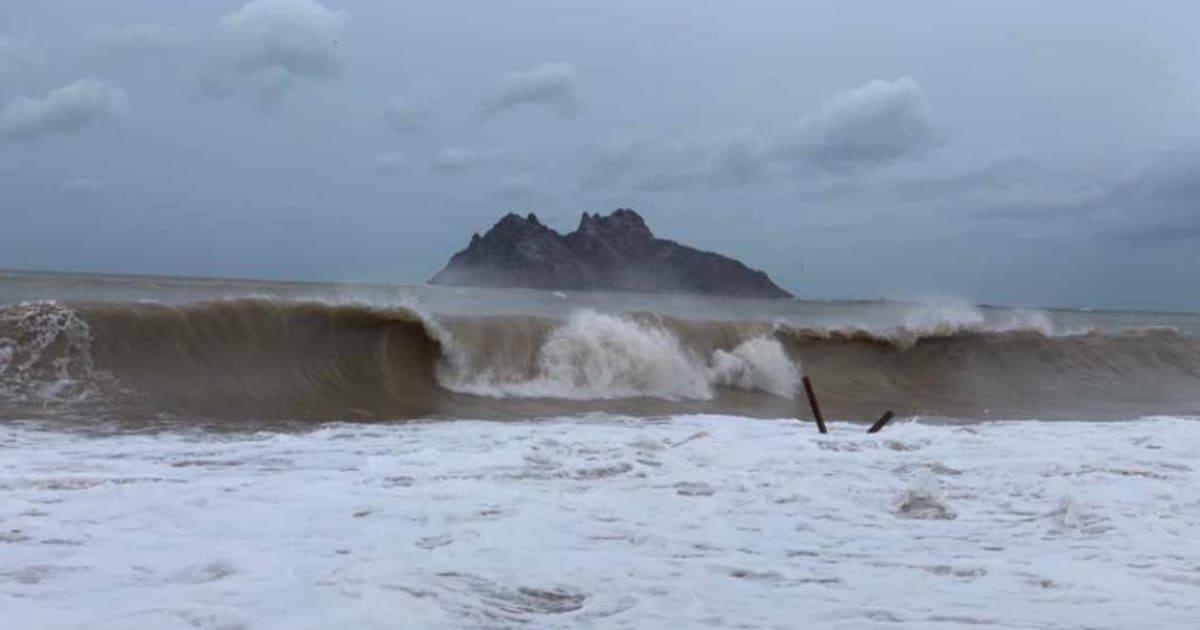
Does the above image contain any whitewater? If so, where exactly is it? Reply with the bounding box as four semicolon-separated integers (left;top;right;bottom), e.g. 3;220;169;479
4;416;1199;628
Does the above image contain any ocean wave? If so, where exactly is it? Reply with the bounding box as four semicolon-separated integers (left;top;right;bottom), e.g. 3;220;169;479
0;298;1197;422
439;310;800;400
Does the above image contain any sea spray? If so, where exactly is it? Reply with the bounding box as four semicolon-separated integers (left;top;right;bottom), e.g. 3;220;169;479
439;310;800;400
0;301;101;403
709;337;800;398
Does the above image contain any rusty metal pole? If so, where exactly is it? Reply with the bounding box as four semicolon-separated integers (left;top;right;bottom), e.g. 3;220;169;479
801;375;828;434
867;410;895;434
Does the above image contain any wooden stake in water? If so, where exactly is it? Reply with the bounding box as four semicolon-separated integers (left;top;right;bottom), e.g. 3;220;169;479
801;375;828;434
867;410;895;434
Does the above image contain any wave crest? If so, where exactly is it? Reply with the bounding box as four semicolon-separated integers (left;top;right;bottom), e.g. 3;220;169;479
0;298;1196;422
439;310;799;400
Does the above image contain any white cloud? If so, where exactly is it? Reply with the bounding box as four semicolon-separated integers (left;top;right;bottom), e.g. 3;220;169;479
483;62;579;119
217;0;345;83
87;24;179;54
384;97;424;133
0;79;128;141
777;77;938;170
0;37;40;80
433;148;492;173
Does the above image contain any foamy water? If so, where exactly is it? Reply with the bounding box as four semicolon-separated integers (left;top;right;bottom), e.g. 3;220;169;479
3;416;1198;629
439;310;801;400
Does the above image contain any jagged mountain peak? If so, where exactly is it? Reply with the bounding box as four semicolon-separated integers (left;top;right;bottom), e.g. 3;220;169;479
430;208;792;299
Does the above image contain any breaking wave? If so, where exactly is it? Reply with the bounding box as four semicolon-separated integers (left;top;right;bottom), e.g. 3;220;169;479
1;298;1198;423
439;310;799;400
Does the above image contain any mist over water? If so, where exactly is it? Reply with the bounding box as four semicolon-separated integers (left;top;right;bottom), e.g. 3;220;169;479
2;270;1198;426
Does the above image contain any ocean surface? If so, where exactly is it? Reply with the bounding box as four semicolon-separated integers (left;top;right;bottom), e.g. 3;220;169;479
3;269;1199;426
2;270;1199;628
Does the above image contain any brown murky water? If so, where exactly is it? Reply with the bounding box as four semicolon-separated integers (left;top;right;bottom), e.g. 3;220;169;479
2;269;1198;427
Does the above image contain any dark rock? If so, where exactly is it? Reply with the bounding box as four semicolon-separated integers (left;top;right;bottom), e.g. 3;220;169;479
429;208;793;299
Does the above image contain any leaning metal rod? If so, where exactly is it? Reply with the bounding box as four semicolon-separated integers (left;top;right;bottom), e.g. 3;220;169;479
801;375;828;434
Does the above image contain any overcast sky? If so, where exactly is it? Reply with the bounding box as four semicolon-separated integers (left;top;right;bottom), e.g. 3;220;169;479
2;1;1198;311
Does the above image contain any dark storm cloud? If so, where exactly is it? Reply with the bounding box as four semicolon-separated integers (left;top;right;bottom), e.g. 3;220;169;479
0;79;128;140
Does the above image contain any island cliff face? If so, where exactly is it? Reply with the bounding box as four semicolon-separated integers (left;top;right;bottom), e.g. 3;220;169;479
429;209;793;299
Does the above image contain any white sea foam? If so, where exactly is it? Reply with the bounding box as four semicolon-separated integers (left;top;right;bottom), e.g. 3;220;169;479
902;301;1070;338
0;341;12;373
1;416;1197;628
0;300;99;403
439;310;800;400
800;299;1091;347
709;336;800;397
891;299;1066;341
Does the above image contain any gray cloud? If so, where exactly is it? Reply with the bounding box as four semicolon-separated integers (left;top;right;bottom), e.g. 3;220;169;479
893;152;1103;214
0;37;40;80
372;151;406;172
587;78;938;192
497;173;537;199
433;148;493;173
899;152;1040;198
385;97;425;133
215;0;345;94
0;79;128;141
200;65;294;108
60;177;103;194
87;24;179;54
776;77;938;171
4;1;1200;310
961;141;1200;242
585;132;767;192
1099;141;1200;241
483;62;579;119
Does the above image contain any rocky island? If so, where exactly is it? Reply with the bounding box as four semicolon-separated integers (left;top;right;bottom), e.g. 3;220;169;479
429;208;793;298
